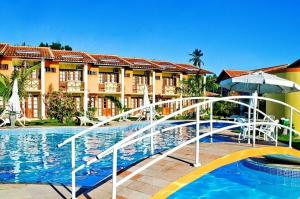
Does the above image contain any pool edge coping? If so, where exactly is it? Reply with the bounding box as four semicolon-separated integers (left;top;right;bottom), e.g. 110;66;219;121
151;146;300;199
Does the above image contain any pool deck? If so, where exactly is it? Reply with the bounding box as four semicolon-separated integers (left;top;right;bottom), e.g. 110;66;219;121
0;130;278;199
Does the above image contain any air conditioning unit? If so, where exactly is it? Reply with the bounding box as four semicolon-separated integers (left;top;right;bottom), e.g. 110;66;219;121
113;68;119;73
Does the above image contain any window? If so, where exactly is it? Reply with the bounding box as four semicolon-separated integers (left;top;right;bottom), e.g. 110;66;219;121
99;73;119;83
155;76;160;80
0;64;8;70
88;70;96;75
125;73;130;78
45;67;56;73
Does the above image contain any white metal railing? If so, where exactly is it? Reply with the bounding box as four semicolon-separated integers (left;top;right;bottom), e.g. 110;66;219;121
57;96;300;199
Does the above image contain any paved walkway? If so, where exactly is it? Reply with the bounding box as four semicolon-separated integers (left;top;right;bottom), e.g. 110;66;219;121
0;132;274;199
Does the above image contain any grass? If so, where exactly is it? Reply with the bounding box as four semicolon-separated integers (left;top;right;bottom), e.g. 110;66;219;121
278;134;300;149
23;119;77;126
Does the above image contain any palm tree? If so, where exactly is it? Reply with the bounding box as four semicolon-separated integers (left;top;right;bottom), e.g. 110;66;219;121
0;61;40;104
189;49;204;68
188;49;205;95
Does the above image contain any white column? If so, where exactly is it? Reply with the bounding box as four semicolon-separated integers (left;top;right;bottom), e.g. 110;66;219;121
152;71;156;104
179;73;183;111
40;59;46;119
121;68;125;108
83;64;88;117
203;75;207;96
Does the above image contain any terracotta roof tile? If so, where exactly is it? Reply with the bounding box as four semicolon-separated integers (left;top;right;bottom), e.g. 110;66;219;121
224;70;250;78
3;45;53;59
254;64;288;73
122;57;160;70
52;50;96;63
90;54;131;66
151;60;183;72
176;63;213;74
0;43;8;55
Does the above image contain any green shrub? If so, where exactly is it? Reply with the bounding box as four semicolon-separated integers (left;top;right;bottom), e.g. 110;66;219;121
46;91;76;123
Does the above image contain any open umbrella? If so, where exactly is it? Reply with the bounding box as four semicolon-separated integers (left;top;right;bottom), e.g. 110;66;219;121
143;85;151;108
220;71;300;94
8;79;21;113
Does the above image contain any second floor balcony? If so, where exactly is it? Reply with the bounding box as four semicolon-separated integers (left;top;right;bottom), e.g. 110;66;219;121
59;81;84;92
132;84;153;94
162;85;178;95
25;79;40;91
99;82;121;93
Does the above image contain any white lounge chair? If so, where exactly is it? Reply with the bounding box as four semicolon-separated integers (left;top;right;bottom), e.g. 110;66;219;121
77;116;96;126
259;119;279;142
0;109;9;127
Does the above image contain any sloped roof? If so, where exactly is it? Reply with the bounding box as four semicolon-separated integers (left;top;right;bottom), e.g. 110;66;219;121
90;54;131;67
150;60;183;72
52;50;96;63
176;63;213;74
3;45;53;59
122;57;161;70
0;43;8;55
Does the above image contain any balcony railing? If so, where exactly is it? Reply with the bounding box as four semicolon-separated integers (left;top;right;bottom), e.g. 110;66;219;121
59;81;84;92
162;85;177;95
25;79;40;91
99;82;121;93
132;84;153;94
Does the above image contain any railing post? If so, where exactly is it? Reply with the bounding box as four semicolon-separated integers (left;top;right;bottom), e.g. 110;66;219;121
289;108;293;148
252;96;257;148
194;105;201;167
150;104;154;155
247;105;251;144
112;146;118;199
71;139;76;199
210;102;213;143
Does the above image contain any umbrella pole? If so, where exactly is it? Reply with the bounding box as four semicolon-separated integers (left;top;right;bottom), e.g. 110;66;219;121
252;91;258;147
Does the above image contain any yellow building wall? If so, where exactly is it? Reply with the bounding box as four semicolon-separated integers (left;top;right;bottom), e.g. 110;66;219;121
124;70;133;94
0;59;14;77
88;66;99;93
45;62;59;93
266;71;300;132
155;72;162;95
283;71;300;131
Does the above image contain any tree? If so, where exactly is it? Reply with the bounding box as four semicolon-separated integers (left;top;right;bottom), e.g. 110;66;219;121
46;91;76;123
188;49;205;95
39;42;72;51
205;74;220;93
0;61;40;102
189;49;204;68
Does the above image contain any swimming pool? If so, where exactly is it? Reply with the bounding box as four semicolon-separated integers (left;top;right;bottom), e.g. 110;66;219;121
168;160;300;199
0;121;232;187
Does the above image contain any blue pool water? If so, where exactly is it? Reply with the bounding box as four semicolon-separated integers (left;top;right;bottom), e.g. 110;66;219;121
0;121;231;186
169;161;300;199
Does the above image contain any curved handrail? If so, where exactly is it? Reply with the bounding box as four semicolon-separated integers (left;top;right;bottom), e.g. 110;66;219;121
84;98;276;167
58;95;300;148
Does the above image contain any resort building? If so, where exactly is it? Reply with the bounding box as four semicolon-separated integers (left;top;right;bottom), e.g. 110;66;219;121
0;43;212;119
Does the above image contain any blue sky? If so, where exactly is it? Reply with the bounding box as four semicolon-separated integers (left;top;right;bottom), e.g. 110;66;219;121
0;0;299;74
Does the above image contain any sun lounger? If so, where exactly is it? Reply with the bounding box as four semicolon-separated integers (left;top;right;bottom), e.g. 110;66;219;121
77;116;96;126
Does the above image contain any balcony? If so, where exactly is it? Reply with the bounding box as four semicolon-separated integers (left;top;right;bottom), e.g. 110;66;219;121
162;85;177;95
59;81;84;92
25;79;40;91
99;82;121;93
132;84;153;94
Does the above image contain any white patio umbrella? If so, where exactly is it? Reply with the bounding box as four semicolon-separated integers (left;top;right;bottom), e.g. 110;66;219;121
8;79;21;113
220;71;300;147
143;85;151;108
220;71;300;94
